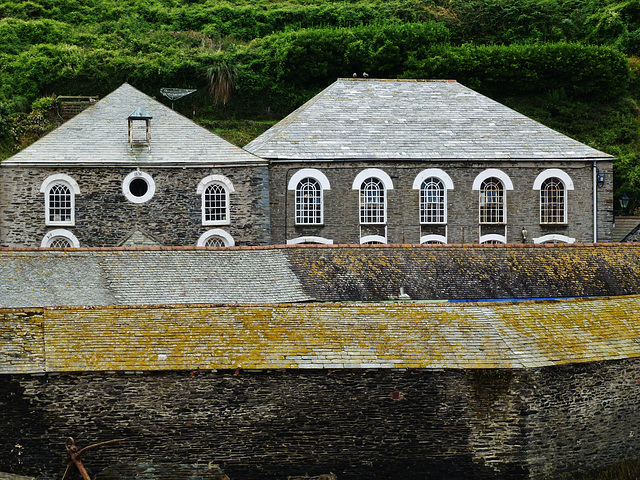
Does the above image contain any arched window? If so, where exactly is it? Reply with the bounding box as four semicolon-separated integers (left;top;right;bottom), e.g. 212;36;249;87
197;229;235;247
204;235;227;247
479;177;505;224
540;177;566;224
40;174;80;226
48;183;72;224
420;177;445;224
41;229;80;248
360;177;385;224
295;178;322;224
203;183;229;224
197;175;235;226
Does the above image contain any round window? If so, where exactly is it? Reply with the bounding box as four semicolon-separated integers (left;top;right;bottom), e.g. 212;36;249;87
123;171;155;203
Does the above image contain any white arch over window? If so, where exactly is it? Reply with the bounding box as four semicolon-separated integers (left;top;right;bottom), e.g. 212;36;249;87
288;169;331;191
351;168;394;191
533;234;576;244
196;174;236;194
479;234;506;244
420;234;447;244
533;169;574;191
41;229;80;248
412;169;454;190
40;174;80;226
287;236;334;245
197;175;235;226
39;174;81;194
472;169;514;191
360;234;387;244
197;229;235;247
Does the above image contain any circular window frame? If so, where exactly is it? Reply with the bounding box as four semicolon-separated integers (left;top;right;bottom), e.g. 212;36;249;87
123;171;155;204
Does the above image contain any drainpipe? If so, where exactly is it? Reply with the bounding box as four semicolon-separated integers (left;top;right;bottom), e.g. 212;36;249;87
593;161;597;243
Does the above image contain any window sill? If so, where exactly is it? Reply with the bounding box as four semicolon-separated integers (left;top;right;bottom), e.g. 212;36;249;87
45;221;75;227
203;220;231;226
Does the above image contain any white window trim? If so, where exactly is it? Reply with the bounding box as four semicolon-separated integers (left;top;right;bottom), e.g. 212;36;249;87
287;236;334;245
123;170;155;204
479;234;506;244
412;169;454;190
197;174;236;194
197;229;235;247
292;177;325;226
354;169;392;225
533;169;574;191
352;169;394;191
288;169;331;191
534;169;573;225
420;234;447;244
198;175;234;226
475;170;512;225
360;234;387;244
414;170;452;225
472;169;514;191
40;174;80;227
41;229;80;248
40;174;81;195
533;234;576;244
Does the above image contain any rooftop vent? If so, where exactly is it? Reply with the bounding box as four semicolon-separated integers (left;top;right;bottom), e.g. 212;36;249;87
128;107;152;151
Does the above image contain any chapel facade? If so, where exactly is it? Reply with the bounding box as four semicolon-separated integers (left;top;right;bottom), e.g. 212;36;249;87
0;79;615;248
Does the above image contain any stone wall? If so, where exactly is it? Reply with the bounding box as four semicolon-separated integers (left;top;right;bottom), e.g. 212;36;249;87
0;165;270;247
269;160;614;245
1;361;640;480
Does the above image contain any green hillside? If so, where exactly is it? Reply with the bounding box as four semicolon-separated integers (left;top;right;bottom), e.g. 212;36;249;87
1;0;640;211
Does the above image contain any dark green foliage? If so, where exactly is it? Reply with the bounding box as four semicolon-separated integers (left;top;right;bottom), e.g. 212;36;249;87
1;0;640;208
402;43;630;100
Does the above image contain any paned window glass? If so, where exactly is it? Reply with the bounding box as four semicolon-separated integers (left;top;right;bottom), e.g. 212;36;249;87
295;178;322;224
479;177;505;224
540;177;566;224
420;177;445;224
204;235;227;247
48;237;72;248
48;183;73;223
203;183;228;223
360;177;385;224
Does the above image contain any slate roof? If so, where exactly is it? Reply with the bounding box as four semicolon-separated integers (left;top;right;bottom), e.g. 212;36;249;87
2;83;264;167
244;78;613;161
4;296;640;373
0;249;311;308
2;244;640;308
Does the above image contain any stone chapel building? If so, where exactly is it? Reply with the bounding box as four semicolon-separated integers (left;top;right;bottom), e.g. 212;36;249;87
245;78;614;245
0;79;614;247
0;83;270;248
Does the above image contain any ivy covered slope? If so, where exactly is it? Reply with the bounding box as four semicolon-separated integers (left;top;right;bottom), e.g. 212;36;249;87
1;0;640;209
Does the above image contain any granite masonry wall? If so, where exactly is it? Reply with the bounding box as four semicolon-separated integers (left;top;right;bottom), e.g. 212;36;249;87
269;160;614;245
0;165;270;247
2;362;640;480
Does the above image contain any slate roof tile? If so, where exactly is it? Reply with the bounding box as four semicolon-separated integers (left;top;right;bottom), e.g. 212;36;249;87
3;83;265;167
245;78;613;161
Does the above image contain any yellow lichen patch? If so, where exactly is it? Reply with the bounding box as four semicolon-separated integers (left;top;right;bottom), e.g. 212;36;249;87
4;296;640;374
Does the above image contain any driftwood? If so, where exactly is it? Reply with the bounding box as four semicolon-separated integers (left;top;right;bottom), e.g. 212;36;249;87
61;437;125;480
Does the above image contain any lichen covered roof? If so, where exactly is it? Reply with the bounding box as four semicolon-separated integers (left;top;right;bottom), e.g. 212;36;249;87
3;296;640;373
244;79;613;161
1;244;640;308
2;83;264;167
